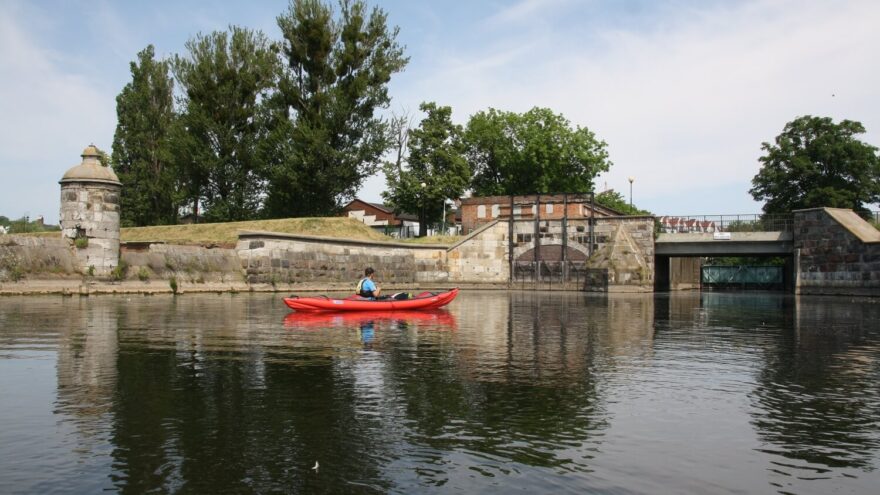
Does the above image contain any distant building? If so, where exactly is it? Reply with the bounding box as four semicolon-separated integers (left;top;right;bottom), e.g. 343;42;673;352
341;199;421;238
459;194;623;234
658;216;717;233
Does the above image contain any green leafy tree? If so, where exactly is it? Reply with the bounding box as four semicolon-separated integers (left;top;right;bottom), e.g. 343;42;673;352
465;107;611;196
595;190;651;216
263;0;408;217
112;45;178;226
173;27;278;222
750;115;880;216
383;102;470;237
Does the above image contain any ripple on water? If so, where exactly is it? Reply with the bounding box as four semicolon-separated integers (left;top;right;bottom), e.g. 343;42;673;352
0;292;879;494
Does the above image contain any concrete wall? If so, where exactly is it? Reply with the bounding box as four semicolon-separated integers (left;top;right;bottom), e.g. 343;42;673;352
794;208;880;296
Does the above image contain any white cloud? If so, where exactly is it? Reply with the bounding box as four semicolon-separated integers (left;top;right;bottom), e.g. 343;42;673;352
371;0;880;213
486;0;574;27
0;3;117;222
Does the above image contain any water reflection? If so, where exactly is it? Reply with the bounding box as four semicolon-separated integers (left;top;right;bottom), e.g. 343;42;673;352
751;296;880;484
0;292;878;494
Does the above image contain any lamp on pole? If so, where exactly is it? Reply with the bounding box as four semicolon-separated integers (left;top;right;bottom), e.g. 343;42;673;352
627;176;635;208
419;182;426;237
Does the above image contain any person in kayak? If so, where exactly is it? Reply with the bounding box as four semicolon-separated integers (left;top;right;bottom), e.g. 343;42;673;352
356;267;382;299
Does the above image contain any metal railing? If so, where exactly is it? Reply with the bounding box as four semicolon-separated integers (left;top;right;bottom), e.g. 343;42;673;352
657;214;792;234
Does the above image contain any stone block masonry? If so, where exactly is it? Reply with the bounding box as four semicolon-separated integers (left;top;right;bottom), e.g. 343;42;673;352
237;233;428;286
58;145;122;277
236;221;511;289
794;208;880;297
121;243;243;284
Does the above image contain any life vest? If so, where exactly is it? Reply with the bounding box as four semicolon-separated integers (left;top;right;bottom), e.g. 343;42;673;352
356;278;372;297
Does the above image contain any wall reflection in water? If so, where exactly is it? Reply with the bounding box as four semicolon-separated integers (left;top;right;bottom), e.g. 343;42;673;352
0;291;878;494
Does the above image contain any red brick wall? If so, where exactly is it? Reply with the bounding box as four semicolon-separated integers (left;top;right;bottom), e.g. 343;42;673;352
343;200;401;226
460;196;613;234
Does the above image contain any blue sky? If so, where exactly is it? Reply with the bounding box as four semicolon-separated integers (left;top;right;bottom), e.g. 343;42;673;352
2;0;878;223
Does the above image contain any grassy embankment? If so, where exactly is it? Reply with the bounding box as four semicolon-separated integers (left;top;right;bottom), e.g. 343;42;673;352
26;217;463;246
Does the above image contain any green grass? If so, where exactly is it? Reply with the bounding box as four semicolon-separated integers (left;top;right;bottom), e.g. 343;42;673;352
119;217;393;245
20;217;467;246
399;234;464;245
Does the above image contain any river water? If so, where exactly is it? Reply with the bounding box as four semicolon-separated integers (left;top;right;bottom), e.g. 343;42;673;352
0;291;878;494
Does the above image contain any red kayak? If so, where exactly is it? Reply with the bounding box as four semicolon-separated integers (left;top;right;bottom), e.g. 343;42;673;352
283;288;459;312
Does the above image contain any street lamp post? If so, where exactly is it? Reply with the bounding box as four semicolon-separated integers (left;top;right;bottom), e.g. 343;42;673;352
420;182;426;237
627;176;635;208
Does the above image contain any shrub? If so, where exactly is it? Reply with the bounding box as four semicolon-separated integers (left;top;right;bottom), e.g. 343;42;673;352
111;260;129;281
87;265;95;277
137;267;150;281
74;237;89;249
169;276;178;294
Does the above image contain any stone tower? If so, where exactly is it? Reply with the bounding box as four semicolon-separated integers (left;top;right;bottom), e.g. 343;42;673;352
59;145;122;276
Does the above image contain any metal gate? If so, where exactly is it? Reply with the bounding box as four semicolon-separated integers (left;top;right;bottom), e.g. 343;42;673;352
505;193;597;290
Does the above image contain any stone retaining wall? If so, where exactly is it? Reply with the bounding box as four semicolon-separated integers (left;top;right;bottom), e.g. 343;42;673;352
0;235;78;281
447;221;509;283
794;208;880;296
236;233;439;287
121;243;242;284
585;216;655;291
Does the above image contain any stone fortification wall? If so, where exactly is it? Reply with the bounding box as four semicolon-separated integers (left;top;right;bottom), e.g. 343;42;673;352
584;216;655;291
2;217;653;293
235;224;511;288
236;232;446;288
507;215;654;291
120;243;243;284
0;235;78;281
794;208;880;296
447;221;509;284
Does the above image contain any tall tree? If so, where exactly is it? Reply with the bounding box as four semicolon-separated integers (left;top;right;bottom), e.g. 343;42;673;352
112;45;178;226
465;107;612;196
173;27;278;222
383;102;470;237
750;116;880;215
264;0;408;217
